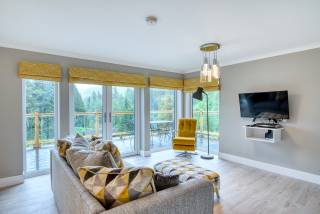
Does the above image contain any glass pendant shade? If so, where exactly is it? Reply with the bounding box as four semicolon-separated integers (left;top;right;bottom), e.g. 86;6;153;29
200;57;209;83
199;43;221;83
212;58;220;79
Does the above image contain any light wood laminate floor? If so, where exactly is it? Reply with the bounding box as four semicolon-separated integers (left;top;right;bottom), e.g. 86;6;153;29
1;150;320;214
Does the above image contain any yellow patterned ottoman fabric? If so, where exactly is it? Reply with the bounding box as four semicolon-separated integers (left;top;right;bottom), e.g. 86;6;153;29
94;141;124;168
78;166;156;209
154;158;220;198
56;139;72;158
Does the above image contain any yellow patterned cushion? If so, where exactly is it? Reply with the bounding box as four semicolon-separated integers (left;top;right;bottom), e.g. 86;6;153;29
56;139;72;158
95;141;124;168
78;166;156;209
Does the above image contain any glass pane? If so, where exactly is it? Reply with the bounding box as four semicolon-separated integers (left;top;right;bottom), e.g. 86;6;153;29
192;91;219;154
25;79;56;173
73;84;103;137
150;88;176;151
112;86;135;154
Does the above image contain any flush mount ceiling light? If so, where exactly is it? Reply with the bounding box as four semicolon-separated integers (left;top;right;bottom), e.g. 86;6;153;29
145;16;158;25
200;43;221;83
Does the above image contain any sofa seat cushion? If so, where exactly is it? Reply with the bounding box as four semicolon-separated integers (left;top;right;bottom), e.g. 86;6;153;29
78;166;156;210
154;158;220;198
66;148;116;175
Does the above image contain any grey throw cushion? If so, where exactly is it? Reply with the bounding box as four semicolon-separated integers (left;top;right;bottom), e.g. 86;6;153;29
153;172;179;191
66;148;117;176
73;133;90;148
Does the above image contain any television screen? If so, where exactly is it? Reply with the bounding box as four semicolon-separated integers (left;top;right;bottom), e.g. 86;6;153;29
239;91;289;119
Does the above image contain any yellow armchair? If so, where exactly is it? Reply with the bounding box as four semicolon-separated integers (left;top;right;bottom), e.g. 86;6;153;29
173;118;197;153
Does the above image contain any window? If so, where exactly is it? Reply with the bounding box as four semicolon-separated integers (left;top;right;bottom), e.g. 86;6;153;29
24;79;58;174
192;91;219;154
112;86;136;154
150;88;176;151
72;84;103;137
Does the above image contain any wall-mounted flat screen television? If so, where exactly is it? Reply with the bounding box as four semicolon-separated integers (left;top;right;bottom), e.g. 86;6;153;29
239;90;289;119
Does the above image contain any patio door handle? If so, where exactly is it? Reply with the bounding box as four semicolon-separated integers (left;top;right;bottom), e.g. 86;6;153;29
109;112;112;123
104;112;107;123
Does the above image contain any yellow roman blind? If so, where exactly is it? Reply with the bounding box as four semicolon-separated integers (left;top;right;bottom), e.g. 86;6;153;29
18;61;62;82
68;67;146;87
149;76;184;90
183;77;220;92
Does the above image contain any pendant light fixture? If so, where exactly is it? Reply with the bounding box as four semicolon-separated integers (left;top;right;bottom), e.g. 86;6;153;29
200;43;221;83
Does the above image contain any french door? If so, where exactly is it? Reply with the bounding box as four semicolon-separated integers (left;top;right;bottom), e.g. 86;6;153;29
23;79;59;176
71;84;138;156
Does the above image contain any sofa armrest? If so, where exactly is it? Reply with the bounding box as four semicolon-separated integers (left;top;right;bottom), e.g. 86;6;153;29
51;150;106;214
103;179;213;214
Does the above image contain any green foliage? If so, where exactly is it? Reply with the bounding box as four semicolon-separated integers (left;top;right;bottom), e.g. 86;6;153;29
26;80;55;113
25;80;55;142
73;84;103;136
112;87;135;134
73;86;85;112
192;91;219;139
150;89;175;122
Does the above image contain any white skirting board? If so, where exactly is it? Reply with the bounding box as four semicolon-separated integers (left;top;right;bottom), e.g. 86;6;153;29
219;152;320;185
0;175;24;189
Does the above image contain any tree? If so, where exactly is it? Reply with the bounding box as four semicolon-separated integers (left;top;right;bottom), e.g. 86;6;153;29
73;87;85;112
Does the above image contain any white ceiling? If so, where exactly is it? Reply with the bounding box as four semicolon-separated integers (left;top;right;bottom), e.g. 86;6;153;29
1;0;320;73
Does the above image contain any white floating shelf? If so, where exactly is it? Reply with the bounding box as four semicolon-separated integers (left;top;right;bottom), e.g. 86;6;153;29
244;125;284;143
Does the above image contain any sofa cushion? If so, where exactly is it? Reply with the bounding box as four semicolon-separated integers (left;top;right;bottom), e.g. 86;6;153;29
73;133;90;148
56;134;89;158
78;166;156;210
56;138;72;158
89;138;104;150
90;135;102;142
153;172;179;191
66;149;116;175
95;141;124;168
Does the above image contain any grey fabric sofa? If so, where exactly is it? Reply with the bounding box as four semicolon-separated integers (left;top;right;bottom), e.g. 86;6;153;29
51;150;214;214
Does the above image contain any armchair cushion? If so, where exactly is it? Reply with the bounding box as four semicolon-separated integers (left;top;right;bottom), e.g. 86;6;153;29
173;144;195;151
177;119;197;138
173;137;196;146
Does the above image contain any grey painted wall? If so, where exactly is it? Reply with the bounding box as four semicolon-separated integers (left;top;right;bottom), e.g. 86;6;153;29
220;48;320;175
0;47;183;178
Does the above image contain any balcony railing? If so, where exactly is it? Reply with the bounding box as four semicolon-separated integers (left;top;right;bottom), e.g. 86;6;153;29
25;110;218;148
193;110;219;140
